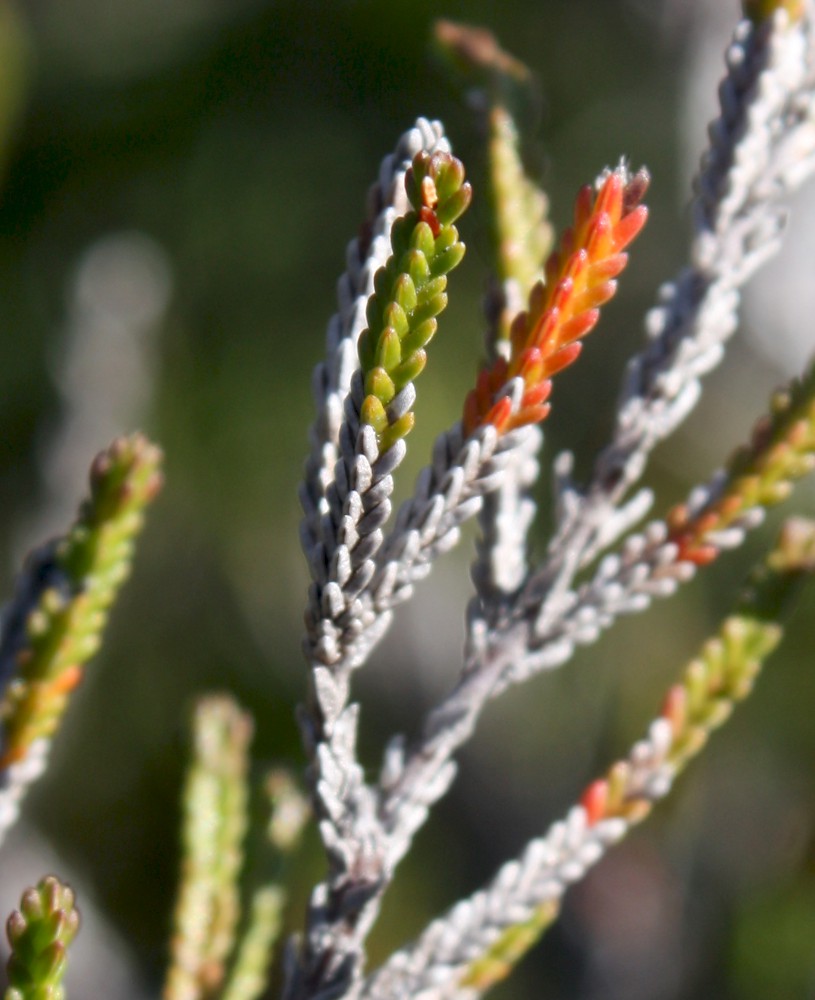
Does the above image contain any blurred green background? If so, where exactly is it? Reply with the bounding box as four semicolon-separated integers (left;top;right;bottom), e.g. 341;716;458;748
1;0;814;997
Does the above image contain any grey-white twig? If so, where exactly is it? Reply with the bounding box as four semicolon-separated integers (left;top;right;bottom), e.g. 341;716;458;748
363;720;676;1000
291;119;454;1000
532;6;815;604
369;3;815;944
291;8;815;1000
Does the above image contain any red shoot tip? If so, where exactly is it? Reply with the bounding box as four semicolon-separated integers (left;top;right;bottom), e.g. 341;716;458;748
581;780;609;826
463;165;649;436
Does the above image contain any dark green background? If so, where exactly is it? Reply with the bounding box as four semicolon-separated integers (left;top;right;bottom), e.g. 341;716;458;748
1;1;814;997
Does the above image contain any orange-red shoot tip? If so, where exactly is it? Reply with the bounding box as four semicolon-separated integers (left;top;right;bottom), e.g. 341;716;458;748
614;205;649;252
666;504;723;567
464;162;649;437
661;685;687;737
52;664;84;696
483;395;514;433
581;780;609;826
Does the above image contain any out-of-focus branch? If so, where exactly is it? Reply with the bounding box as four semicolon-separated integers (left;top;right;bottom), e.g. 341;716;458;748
0;434;162;847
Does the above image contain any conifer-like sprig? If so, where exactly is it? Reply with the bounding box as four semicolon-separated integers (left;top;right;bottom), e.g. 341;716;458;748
220;771;309;1000
0;433;162;768
303;144;470;672
515;360;815;672
666;367;815;565
356;150;471;454
463;166;649;434
0;433;161;847
164;697;253;1000
581;520;815;827
371;361;815;902
300;118;451;568
4;875;80;1000
331;166;650;870
288;8;815;998
294;136;473;1000
535;4;815;592
363;519;815;1000
484;105;553;347
352;165;648;657
294;142;471;1000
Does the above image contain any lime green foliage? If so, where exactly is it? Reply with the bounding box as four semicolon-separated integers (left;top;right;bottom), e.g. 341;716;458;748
220;771;308;1000
0;433;163;767
660;618;782;772
4;876;80;1000
459;901;558;992
356;150;471;453
220;888;284;1000
165;697;253;1000
166;704;309;1000
726;366;815;506
667;518;815;766
486;107;552;332
609;519;815;826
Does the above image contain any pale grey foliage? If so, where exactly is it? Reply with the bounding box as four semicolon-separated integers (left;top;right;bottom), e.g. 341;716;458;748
291;8;815;1000
0;738;50;848
534;6;815;592
369;418;524;615
291;119;454;1000
366;9;815;914
363;720;676;1000
301;116;451;674
471;424;542;612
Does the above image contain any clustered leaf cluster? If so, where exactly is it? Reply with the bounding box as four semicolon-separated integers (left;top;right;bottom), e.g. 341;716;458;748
1;2;815;999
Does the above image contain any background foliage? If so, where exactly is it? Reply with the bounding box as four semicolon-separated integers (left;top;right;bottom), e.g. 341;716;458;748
1;0;813;997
